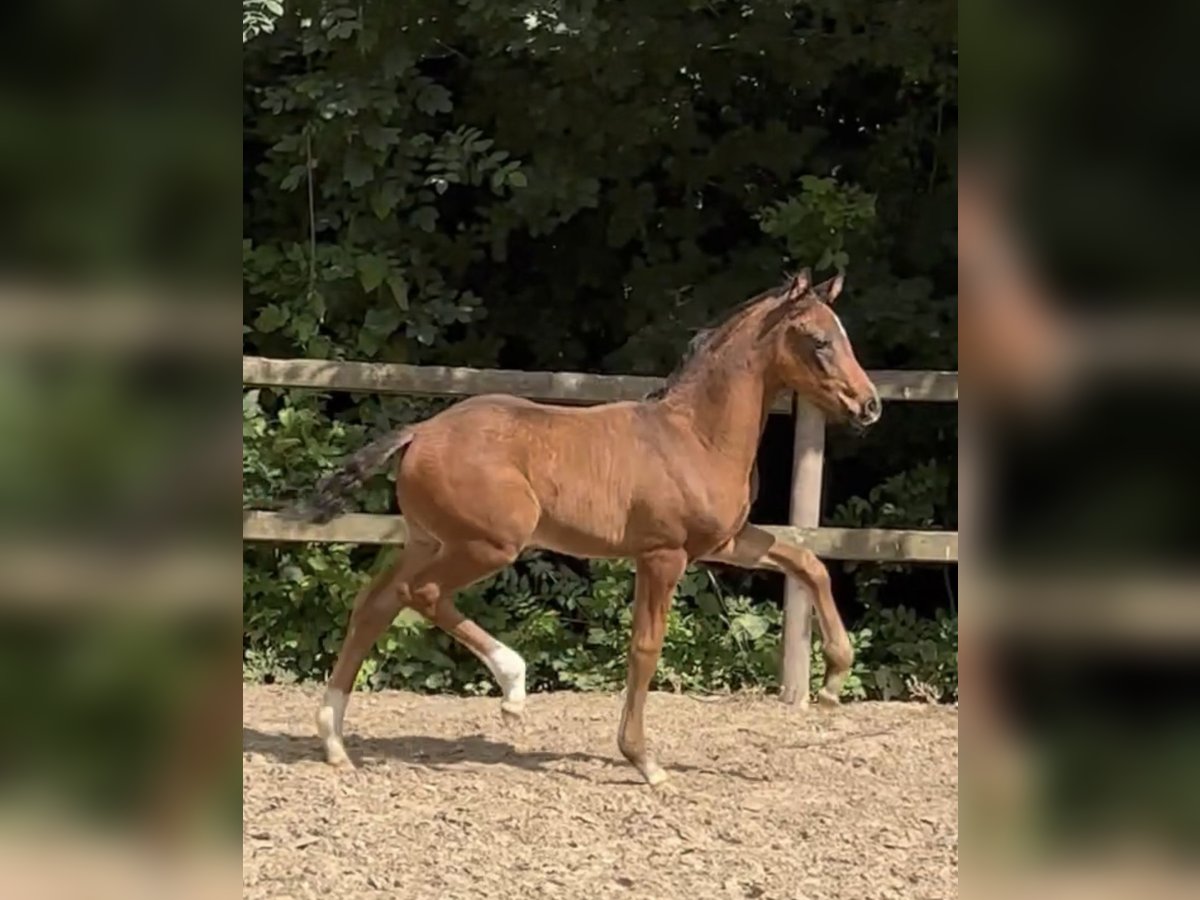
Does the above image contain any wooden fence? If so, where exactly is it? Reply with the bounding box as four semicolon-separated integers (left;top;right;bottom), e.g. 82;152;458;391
242;355;958;705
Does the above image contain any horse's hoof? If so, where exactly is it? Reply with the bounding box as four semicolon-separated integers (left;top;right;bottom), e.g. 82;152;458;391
326;751;356;770
322;737;356;769
816;687;841;708
643;762;672;788
500;700;525;726
649;776;678;799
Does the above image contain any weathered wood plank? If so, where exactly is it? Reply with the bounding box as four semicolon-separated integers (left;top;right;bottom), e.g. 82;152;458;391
243;511;411;545
242;511;958;563
969;572;1200;640
765;526;959;563
1;544;237;610
242;356;958;405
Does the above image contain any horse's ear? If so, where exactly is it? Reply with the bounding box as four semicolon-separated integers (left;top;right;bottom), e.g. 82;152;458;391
814;273;845;304
785;268;811;300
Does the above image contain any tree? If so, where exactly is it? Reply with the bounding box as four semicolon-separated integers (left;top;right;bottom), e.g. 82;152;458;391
242;1;958;698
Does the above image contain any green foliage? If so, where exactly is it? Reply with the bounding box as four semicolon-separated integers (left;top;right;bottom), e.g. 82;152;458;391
243;1;284;43
243;2;958;701
833;459;954;535
829;459;958;701
243;532;956;701
242;384;451;513
758;176;878;274
855;606;958;702
244;544;776;694
244;2;956;374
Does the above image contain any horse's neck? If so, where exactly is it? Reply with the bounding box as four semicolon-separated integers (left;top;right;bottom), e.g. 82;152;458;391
660;359;775;475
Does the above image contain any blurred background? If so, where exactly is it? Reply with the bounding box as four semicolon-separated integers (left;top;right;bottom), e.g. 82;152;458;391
3;0;1199;896
962;0;1200;895
0;1;237;898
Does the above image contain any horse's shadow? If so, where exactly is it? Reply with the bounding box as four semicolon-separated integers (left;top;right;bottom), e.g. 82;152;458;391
242;726;767;784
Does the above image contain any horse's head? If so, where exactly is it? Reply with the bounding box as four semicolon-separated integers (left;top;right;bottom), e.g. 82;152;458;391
766;269;881;429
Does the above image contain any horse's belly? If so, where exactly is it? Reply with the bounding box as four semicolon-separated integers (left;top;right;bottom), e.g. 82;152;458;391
530;494;680;559
529;521;629;558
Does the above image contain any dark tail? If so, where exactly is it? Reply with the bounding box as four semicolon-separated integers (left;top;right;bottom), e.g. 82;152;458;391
284;427;415;524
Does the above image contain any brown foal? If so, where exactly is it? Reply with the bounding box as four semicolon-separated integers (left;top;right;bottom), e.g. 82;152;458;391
300;269;881;786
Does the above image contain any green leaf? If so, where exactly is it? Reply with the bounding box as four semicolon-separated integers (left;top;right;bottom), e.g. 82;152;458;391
370;181;402;219
410;206;438;233
731;613;769;642
357;254;389;293
343;151;374;188
253;304;288;333
395;607;425;627
416;83;453;115
424;671;446;689
411;322;437;345
280;164;306;192
383;47;415;79
362;124;401;151
387;275;410;310
364;304;402;338
696;592;721;617
507;170;528;188
291;313;318;344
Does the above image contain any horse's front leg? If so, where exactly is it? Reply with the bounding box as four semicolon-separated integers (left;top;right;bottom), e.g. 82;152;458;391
704;524;853;706
617;548;688;787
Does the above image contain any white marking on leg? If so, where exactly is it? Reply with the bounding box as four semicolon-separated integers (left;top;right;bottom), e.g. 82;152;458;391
316;687;352;766
644;762;670;787
484;643;526;711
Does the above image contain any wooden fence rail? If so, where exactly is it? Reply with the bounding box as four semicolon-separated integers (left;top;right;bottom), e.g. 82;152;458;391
242;511;958;563
242;355;959;706
242;356;959;405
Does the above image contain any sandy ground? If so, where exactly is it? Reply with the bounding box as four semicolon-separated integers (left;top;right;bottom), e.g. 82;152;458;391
243;684;957;900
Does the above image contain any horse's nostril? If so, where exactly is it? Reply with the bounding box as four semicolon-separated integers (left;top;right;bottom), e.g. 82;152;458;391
862;396;881;420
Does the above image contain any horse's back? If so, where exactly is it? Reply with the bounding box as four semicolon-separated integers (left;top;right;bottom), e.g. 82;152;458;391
399;394;686;554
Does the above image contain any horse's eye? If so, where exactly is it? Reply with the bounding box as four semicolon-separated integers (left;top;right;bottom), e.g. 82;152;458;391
813;337;832;352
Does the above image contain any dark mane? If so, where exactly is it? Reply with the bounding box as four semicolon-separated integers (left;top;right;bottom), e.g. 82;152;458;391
643;276;796;400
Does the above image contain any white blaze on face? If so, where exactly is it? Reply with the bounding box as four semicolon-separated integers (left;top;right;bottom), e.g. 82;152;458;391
826;308;879;419
830;309;850;343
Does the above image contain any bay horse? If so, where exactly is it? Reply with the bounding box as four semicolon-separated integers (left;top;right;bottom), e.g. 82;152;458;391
296;269;881;787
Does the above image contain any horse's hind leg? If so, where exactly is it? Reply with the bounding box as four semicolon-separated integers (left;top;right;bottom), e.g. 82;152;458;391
317;535;439;767
318;537;530;766
406;539;528;722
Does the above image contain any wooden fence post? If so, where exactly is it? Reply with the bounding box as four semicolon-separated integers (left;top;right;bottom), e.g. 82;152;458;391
779;399;825;705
